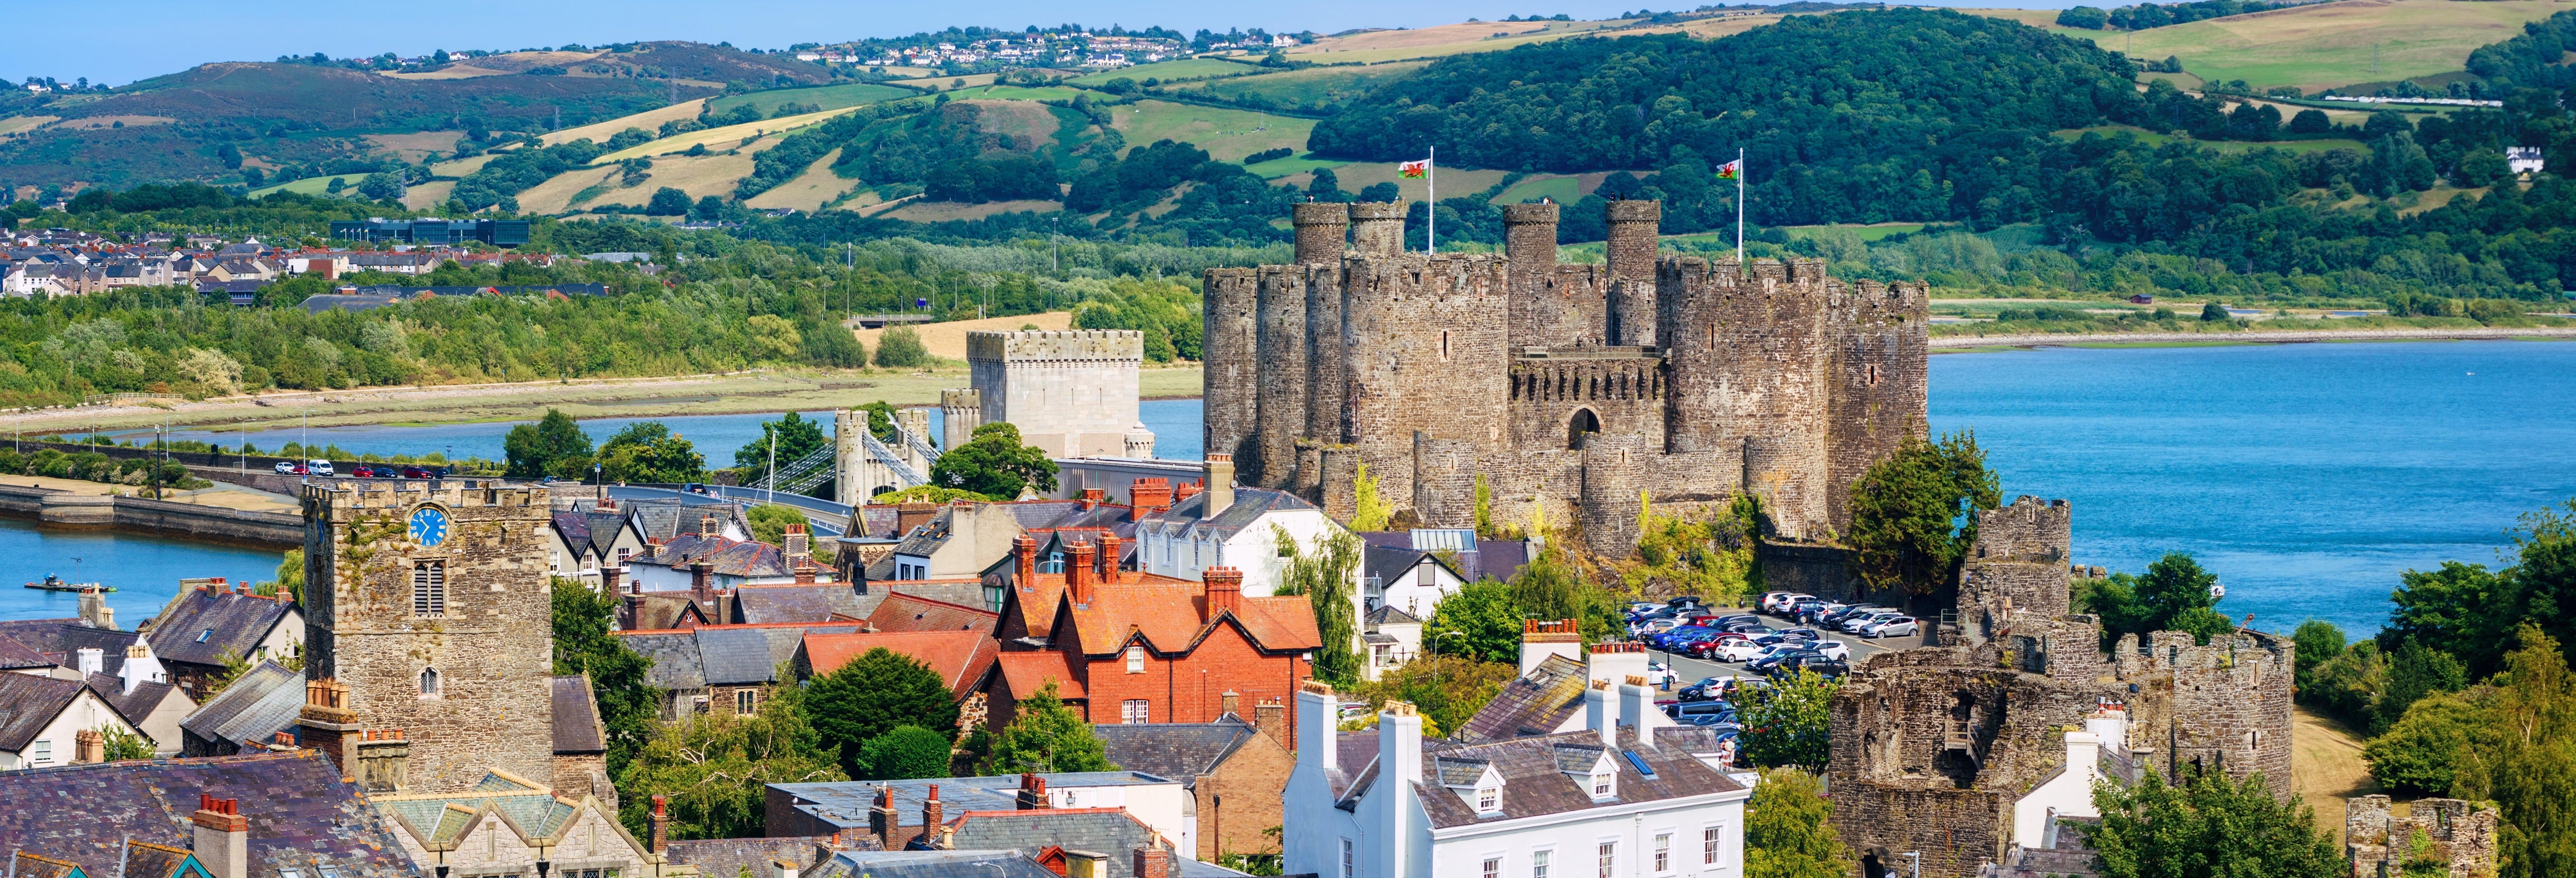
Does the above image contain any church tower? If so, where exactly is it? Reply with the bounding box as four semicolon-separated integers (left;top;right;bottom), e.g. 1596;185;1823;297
300;480;556;792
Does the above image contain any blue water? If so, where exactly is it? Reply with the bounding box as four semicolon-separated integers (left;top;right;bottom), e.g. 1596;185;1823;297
27;341;2576;637
1930;340;2576;638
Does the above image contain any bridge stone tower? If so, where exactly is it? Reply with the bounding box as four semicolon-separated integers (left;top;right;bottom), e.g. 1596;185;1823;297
300;480;556;792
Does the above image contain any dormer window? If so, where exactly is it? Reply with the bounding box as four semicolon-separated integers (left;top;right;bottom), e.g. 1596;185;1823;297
1475;785;1499;812
1592;768;1615;798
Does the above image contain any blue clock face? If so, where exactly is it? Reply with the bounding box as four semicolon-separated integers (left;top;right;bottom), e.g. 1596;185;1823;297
408;506;450;547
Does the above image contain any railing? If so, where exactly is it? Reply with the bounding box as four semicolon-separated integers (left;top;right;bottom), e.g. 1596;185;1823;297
750;445;835;493
862;430;927;488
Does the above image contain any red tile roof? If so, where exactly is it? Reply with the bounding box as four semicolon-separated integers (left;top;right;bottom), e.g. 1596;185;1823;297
992;650;1087;701
803;631;996;699
1053;583;1321;657
864;592;999;635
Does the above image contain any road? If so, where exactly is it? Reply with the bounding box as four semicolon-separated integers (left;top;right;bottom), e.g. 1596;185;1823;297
1642;608;1926;696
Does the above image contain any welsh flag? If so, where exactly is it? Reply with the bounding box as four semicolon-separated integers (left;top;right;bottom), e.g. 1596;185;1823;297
1399;158;1430;178
1716;158;1742;179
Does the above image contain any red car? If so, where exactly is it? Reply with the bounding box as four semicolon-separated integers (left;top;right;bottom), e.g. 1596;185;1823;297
1685;632;1752;659
352;465;376;478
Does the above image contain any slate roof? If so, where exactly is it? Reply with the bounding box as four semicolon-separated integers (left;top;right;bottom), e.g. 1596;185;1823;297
1353;533;1529;583
816;850;1057;878
374;773;583;848
178;660;304;752
86;672;182;727
1394;729;1747;829
1365;605;1420;626
0;632;57;671
0;619;130;668
120;841;193;878
144;586;292;668
663;836;864;878
1055;582;1320;658
864;592;999;635
992;650;1086;701
633;534;790;580
802;631;995;699
0;751;417;878
772;773;1178;836
699;625;796;686
0;673;86;751
616;630;706;691
735;584;866;624
553;676;606;755
944;809;1171;874
1134;487;1315;540
1454;653;1588;744
627;499;750;542
13;852;79;878
551;510;629;559
1363;544;1447;586
615;623;864;691
1091;720;1257;785
626;592;717;631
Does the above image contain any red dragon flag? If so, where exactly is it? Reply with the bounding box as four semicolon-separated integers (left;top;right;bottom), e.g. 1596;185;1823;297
1715;158;1742;179
1399;158;1431;178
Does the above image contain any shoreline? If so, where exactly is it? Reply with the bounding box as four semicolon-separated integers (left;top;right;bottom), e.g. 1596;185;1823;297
1929;326;2576;350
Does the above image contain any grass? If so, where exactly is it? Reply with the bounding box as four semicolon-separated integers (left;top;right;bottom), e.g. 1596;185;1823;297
1784;222;1926;242
1194;61;1430;107
1493;176;1590;205
594;104;866;164
247;174;377;199
544;99;709;146
967;85;1091;102
1245;153;1348;179
708;82;915;116
1068;58;1264;85
742;147;864;212
1110;100;1316;162
2061;0;2564;91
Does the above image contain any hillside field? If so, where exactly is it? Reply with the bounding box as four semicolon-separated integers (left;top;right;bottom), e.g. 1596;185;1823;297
595;104;866;163
1069;58;1266;85
1195;61;1431;108
1110;101;1315;162
707;82;917;115
2024;0;2564;90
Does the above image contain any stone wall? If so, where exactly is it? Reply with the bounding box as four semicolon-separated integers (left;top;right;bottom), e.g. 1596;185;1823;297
1340;253;1513;510
1824;279;1931;531
968;330;1145;458
2346;796;2499;878
1202;267;1261;476
1957;497;2074;640
303;480;556;793
1508;354;1666;452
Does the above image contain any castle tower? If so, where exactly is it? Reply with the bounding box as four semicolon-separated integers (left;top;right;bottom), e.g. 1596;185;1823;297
940;388;982;452
1956;496;2073;641
1501;202;1559;277
1348;202;1406;256
1824;278;1930;532
1304;261;1348;448
1503;202;1598;349
833;409;866;506
1605;201;1662;347
1292;202;1350;267
1203;268;1261;470
1339;253;1511;509
1659;256;1833;538
1254;266;1311;488
301;480;555;792
967;330;1147;458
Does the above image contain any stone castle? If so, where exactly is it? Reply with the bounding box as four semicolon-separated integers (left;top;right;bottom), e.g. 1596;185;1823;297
1203;199;1930;554
1827;496;2296;878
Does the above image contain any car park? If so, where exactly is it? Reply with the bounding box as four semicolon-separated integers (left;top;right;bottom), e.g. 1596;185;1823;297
1768;655;1850;680
1666;701;1737;724
1682;632;1750;659
1819;604;1881;627
1747;648;1823;674
1862;616;1921;638
1709;639;1766;663
1809;640;1853;661
1677;677;1729;701
1704;614;1761;630
1840;611;1902;633
1761;592;1815;613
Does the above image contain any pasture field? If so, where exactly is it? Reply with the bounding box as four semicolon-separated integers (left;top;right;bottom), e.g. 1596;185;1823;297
544;99;709;146
2050;0;2563;91
1195;61;1430;107
1110;101;1315;162
708;82;915;116
1069;58;1265;85
594;105;860;163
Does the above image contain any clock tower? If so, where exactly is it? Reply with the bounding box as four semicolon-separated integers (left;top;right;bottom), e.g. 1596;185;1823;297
301;479;556;792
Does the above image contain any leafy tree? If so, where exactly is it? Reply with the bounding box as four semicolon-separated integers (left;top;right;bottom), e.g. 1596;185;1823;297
2291;620;2346;696
874;325;930;367
2288;109;2332;135
552;575;658;772
2200;301;2232;321
860;725;956;779
2055;6;2109;29
806;647;960;778
1356;182;1399;203
1349;462;1391;531
257;548;304;605
2451;625;2576;878
2300;639;2386;727
735;411;828;485
615;677;845;841
98;725;154;762
857;401;901;442
1347;654;1517;737
2374;638;2468;733
1739;669;1840;770
2087;553;2233;645
2364;689;2489;796
1846;431;1999;597
1275;525;1365;686
930;422;1059;497
746;504;810;546
1745;768;1856;878
1423;578;1523;664
596;421;706;484
1626;492;1760;603
646;187;692;215
2086;765;2344;878
983;680;1117;774
1510;544;1627;643
504;409;592;480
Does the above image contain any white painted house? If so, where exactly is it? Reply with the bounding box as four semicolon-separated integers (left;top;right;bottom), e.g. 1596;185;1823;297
0;672;147;769
1285;670;1753;878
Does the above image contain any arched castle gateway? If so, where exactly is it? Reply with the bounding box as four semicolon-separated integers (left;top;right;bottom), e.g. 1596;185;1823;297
1203;200;1930;559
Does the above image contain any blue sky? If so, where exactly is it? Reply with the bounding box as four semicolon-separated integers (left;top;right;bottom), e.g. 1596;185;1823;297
9;0;2079;87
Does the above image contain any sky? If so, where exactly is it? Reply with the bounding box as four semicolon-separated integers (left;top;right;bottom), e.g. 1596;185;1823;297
6;0;2083;87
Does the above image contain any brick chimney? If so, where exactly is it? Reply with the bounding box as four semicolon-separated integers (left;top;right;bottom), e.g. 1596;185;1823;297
1204;566;1243;617
1129;479;1172;521
649;794;669;853
192;796;247;878
1221;690;1240;719
869;784;899;850
916;784;944;849
1067;542;1096;606
1202;455;1234;519
1133;846;1174;878
699;513;720;539
78;586;112;630
1016;772;1051;810
74;729;102;763
784;523;810;565
897;501;937;536
355;729;408;792
1175;481;1202;504
794;562;817;585
1254;697;1286;742
690;560;714;605
1097;534;1122;585
604;564;625;595
1079;489;1104;511
1014;534;1038;586
298;678;357;773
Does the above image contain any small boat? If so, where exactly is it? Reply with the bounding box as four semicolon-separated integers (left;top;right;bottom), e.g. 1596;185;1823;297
25;575;110;593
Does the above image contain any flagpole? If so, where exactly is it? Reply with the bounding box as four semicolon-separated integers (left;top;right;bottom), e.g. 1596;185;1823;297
1735;147;1745;265
1428;145;1437;254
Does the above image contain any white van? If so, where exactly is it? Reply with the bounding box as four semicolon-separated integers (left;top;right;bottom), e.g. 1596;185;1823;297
308;459;334;476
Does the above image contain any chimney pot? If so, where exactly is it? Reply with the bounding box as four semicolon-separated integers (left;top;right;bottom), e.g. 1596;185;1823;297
1067;541;1097;606
917;784;945;849
1097;534;1122;585
1201;454;1234;519
1129;479;1173;521
1014;534;1038;586
192;796;249;878
649;794;669;853
1204;566;1244;617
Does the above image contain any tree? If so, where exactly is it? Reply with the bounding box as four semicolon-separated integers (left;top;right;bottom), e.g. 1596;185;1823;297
1846;431;1999;597
2450;625;2576;878
1739;669;1839;770
1275;524;1365;686
860;725;956;779
874;326;930;367
2087;553;2232;645
98;725;154;762
2291;619;2345;697
857;400;901;442
1347;654;1517;737
504;409;592;480
983;680;1117;774
2374;638;2467;733
2288;109;2332;135
747;504;810;546
596;421;707;484
2364;689;2488;796
615;679;845;840
736;411;828;485
2055;6;2109;28
2201;301;2232;321
2087;766;2344;878
646;187;692;216
552;576;657;772
1511;544;1626;643
1423;578;1523;664
806;647;960;778
1745;768;1856;878
1349;462;1391;531
930;422;1059;498
256;548;304;605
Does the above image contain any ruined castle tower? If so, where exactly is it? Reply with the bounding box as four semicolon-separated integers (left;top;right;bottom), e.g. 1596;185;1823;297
959;330;1150;458
1206;199;1929;555
301;480;556;792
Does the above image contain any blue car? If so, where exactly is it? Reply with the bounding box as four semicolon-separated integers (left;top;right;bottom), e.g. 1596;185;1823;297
1649;625;1715;649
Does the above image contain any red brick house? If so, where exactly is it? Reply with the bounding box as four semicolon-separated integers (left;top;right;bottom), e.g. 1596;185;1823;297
985;532;1320;733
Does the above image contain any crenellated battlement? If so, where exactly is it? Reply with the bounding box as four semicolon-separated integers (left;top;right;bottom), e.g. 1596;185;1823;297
304;480;547;516
965;329;1145;363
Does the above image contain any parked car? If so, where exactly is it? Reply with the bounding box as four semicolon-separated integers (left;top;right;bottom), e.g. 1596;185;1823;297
1809;640;1853;662
1721;621;1777;636
1773;627;1824;641
351;465;376;478
1682;632;1751;659
307;459;334;476
401;465;439;479
1636;618;1682;636
1677;677;1729;702
1666;701;1738;724
1756;592;1795;613
272;460;296;474
1762;592;1815;613
1841;611;1903;633
1710;639;1766;663
1704;614;1762;630
1768;655;1850;680
1819;604;1883;627
1747;648;1823;674
1861;616;1921;638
